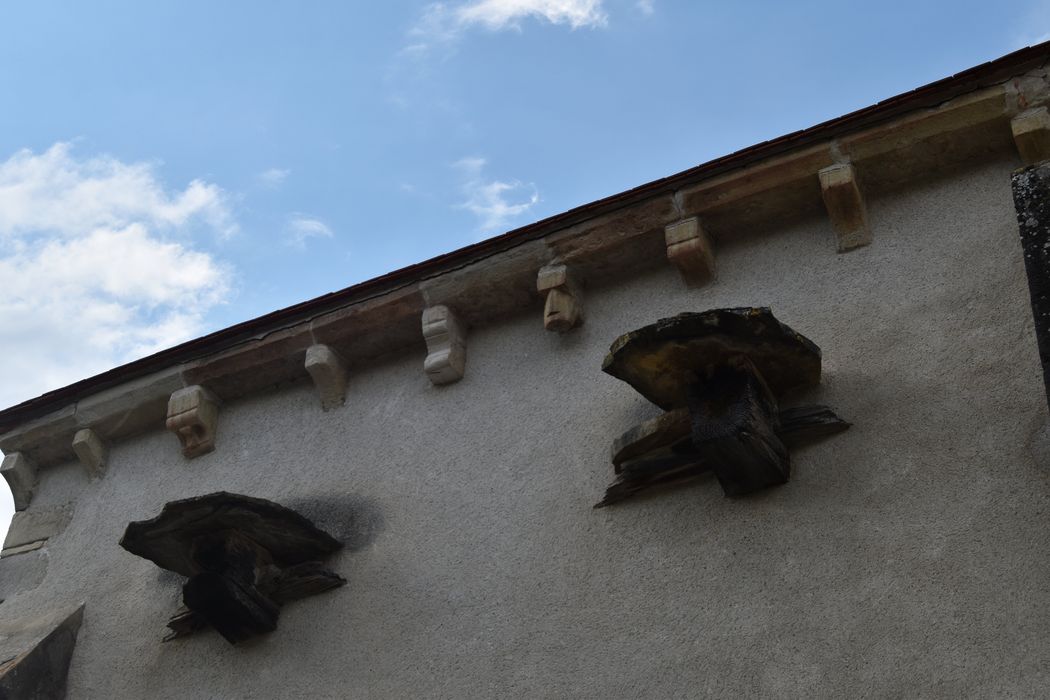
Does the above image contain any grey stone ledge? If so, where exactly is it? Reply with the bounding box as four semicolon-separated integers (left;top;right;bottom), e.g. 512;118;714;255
1;539;45;558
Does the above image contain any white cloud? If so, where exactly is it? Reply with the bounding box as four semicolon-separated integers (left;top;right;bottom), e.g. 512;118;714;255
256;167;290;189
0;143;237;240
454;156;539;233
405;0;606;56
0;143;233;409
456;0;607;30
286;215;334;248
636;0;654;15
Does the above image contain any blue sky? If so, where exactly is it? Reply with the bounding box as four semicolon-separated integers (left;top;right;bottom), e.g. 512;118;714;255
0;0;1047;528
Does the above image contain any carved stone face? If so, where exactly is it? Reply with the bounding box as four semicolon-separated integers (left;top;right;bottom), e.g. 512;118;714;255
164;386;219;458
167;413;215;458
543;288;581;333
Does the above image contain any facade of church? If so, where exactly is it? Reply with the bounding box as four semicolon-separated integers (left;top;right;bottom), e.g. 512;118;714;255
2;43;1050;698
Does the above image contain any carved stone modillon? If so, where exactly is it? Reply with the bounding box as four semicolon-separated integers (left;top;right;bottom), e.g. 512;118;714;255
72;428;108;478
664;217;715;288
422;305;466;386
537;264;583;332
819;162;871;252
1;452;38;511
1011;107;1050;165
119;492;346;645
596;308;850;506
305;344;348;411
165;385;219;459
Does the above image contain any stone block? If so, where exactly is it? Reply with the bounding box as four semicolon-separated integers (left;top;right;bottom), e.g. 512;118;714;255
1;453;37;511
0;604;84;699
305;344;348;411
537;264;583;332
72;428;107;478
664;217;716;287
819;162;872;252
420;240;548;329
182;324;314;401
74;367;186;441
0;404;77;470
310;286;427;366
422;305;466;386
546;195;676;282
1;540;45;557
165;386;220;459
0;548;47;598
3;503;72;549
678;146;834;215
1011;107;1050;165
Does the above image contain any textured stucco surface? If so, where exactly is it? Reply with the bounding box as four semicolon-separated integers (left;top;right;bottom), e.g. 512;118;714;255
2;158;1048;698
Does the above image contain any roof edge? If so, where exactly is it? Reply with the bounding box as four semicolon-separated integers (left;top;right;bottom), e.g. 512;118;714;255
0;41;1048;433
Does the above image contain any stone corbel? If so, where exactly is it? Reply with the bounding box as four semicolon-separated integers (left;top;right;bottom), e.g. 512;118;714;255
422;305;466;386
165;386;219;459
72;428;108;479
1011;107;1050;165
819;162;871;252
664;217;715;288
1;452;38;511
537;264;583;332
305;344;348;411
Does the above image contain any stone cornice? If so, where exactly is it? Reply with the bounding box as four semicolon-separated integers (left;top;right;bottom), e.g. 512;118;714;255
0;47;1048;492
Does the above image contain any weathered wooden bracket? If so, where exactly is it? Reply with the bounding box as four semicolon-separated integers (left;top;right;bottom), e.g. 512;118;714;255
165;386;219;459
819;162;871;252
304;344;347;411
537;264;583;332
1012;161;1050;414
1011;107;1050;165
596;308;850;506
72;428;108;478
664;217;715;287
1;452;38;511
422;305;466;386
119;492;345;645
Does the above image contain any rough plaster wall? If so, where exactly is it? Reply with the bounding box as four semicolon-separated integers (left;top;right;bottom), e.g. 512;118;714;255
3;158;1048;699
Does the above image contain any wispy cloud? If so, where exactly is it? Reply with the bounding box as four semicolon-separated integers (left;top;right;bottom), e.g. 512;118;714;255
456;0;607;30
636;0;654;16
0;142;233;407
453;156;539;233
286;214;334;248
405;0;607;56
256;167;290;189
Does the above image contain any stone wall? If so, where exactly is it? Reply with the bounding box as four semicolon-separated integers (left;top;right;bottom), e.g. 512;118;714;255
1;156;1047;697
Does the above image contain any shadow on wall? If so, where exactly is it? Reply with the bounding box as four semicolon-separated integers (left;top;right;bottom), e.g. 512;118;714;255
283;494;386;552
